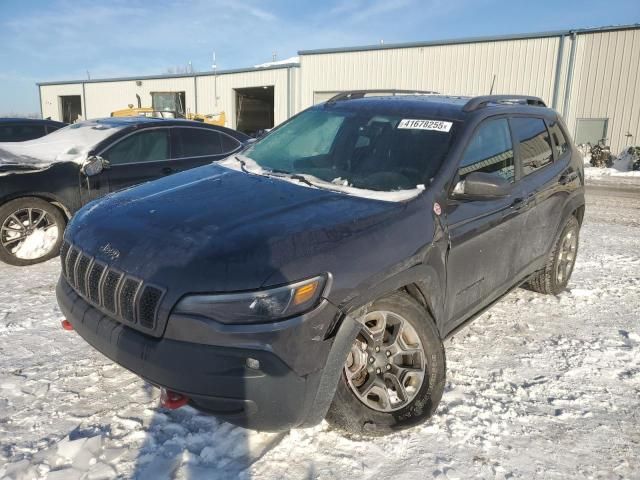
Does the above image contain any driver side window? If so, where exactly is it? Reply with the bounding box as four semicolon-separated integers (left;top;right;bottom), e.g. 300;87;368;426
103;129;169;165
459;118;514;183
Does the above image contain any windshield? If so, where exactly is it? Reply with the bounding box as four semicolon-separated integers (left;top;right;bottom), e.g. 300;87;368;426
242;108;456;193
0;120;124;167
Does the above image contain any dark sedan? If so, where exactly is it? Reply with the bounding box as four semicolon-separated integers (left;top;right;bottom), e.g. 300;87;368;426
0;117;249;265
0;118;67;142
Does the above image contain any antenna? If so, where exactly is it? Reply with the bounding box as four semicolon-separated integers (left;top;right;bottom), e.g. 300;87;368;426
489;74;497;94
86;70;91;80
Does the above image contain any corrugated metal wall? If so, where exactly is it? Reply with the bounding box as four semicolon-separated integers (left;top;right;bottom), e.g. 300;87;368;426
196;67;293;128
83;77;197;119
566;29;640;153
40;67;296;129
40;83;84;120
298;36;562;109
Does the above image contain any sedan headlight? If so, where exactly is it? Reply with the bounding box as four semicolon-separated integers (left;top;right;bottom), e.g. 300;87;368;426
173;275;327;324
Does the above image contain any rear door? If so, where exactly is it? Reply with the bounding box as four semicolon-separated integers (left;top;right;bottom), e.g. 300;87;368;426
169;126;242;174
444;117;529;326
510;116;571;267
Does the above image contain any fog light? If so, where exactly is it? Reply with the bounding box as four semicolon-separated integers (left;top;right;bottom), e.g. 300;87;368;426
246;357;260;370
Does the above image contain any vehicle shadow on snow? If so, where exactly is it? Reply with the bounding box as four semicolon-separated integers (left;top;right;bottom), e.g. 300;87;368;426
130;388;286;480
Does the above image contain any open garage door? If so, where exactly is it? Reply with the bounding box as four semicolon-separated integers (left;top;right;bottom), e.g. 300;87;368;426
235;86;274;136
60;95;82;123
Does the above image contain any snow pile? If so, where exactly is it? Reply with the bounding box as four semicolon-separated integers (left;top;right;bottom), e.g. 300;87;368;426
0;120;124;168
13;226;59;260
254;56;299;68
580;144;640;179
0;187;639;478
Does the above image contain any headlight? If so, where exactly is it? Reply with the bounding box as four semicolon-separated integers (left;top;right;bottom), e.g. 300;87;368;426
173;275;327;324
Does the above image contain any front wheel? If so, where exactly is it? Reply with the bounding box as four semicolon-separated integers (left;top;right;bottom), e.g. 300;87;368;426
326;291;446;436
0;197;66;266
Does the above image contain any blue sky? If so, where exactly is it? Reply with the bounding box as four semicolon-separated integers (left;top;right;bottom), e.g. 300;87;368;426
1;0;638;115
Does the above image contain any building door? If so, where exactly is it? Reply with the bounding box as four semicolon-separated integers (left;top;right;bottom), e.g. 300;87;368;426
235;86;274;136
60;95;82;123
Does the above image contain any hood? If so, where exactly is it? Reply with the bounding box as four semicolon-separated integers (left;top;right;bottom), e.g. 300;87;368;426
66;164;408;295
0;120;124;168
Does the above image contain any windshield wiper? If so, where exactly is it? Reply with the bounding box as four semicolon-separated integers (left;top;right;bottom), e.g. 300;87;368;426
234;155;250;174
268;169;315;188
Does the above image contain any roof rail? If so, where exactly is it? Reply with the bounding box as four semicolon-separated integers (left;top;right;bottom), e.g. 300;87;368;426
463;95;546;112
326;89;439;103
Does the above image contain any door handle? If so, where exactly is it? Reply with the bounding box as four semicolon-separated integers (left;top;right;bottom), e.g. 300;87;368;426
162;167;174;175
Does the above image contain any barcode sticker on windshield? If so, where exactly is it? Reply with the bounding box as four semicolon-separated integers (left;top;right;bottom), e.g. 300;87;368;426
397;119;452;132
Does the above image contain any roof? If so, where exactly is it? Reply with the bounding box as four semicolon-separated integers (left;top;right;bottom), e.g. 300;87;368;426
37;62;300;87
315;94;555;120
316;95;472;121
298;23;640;55
0;117;65;125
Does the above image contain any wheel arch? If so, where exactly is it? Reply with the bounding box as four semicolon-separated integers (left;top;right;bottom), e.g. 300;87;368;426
329;263;446;340
0;192;72;221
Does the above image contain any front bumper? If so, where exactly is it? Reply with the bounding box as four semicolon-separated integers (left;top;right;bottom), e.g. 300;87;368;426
56;277;359;431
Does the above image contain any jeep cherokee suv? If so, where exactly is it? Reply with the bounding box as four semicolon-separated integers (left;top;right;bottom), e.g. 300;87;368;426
56;92;585;435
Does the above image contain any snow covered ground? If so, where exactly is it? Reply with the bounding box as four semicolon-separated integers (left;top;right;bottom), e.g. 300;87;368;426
1;186;639;479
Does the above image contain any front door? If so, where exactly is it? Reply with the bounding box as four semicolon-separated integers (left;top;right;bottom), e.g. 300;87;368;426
444;117;529;327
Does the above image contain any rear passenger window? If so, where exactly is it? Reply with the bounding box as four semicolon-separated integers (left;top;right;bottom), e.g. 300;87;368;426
511;118;553;176
459;118;515;182
220;134;241;153
548;121;569;158
172;128;224;158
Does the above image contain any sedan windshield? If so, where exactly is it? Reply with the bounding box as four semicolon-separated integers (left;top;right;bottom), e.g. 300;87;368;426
242;108;456;193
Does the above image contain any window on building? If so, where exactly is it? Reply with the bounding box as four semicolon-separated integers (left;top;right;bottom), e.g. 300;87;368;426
511;117;553;176
575;118;608;146
459;118;515;182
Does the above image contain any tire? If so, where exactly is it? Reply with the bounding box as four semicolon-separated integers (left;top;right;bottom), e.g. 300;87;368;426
526;215;580;295
325;291;446;436
0;197;66;266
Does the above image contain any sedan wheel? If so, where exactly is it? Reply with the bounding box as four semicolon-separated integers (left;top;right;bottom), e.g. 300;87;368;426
0;198;66;266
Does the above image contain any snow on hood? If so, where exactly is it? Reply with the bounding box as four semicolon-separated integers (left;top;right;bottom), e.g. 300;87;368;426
218;155;425;202
0;120;125;168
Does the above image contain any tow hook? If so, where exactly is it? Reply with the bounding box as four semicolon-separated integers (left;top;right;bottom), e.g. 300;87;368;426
61;319;74;331
160;388;189;409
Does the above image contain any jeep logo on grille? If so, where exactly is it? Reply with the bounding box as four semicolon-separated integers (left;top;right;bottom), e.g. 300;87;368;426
100;243;121;260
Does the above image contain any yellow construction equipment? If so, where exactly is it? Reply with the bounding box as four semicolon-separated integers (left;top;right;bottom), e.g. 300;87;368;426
110;93;226;126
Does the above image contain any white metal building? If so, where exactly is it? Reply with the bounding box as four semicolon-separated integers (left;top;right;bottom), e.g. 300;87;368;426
38;24;640;152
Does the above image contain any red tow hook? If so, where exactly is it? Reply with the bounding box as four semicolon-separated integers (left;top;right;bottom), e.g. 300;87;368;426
160;388;189;410
61;319;74;331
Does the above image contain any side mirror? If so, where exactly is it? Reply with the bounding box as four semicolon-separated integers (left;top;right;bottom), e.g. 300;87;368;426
82;155;109;176
452;172;511;199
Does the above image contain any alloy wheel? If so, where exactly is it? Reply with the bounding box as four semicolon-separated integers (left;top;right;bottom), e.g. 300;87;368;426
344;310;426;412
555;228;578;284
1;207;59;260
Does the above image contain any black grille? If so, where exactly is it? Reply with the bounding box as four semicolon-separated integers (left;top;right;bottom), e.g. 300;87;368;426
87;262;105;304
75;255;92;296
102;269;123;313
119;278;141;324
60;241;70;277
138;286;163;329
62;243;165;334
66;248;80;287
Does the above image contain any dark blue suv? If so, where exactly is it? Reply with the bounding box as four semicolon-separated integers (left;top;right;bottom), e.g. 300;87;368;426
56;93;585;435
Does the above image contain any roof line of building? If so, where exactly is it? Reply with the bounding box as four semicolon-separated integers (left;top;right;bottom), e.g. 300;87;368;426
37;62;300;87
297;23;640;56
